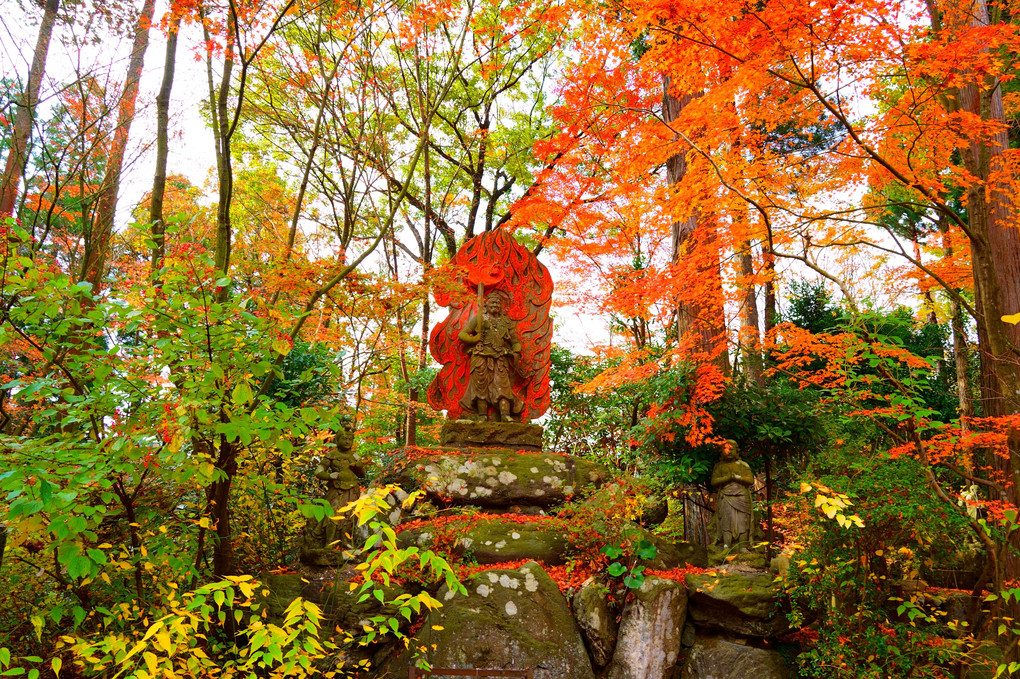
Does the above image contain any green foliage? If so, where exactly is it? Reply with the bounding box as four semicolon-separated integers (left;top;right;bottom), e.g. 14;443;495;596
783;282;963;422
545;345;638;463
649;378;825;488
782;445;973;678
600;537;657;589
0;224;350;663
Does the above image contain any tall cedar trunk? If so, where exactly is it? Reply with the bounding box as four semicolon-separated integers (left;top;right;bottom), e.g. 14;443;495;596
0;0;60;217
738;244;763;386
81;0;156;289
951;0;1020;652
951;298;974;427
150;10;182;272
762;246;778;334
662;77;728;371
941;223;975;427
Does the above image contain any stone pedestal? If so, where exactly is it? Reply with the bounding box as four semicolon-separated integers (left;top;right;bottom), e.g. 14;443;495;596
441;420;545;450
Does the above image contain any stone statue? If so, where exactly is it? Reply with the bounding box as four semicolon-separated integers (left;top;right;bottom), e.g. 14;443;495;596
427;229;553;422
458;293;526;421
299;425;365;566
710;439;753;551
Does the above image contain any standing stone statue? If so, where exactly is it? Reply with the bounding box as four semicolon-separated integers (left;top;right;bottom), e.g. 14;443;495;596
710;439;754;551
299;425;365;566
458;293;526;422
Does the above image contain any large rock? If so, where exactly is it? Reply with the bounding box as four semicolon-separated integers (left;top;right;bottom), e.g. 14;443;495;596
260;573;405;630
681;636;789;679
385;448;611;507
685;572;789;637
607;575;687;679
640;531;703;570
399;516;569;565
573;578;618;667
393;561;595;679
441;420;545;449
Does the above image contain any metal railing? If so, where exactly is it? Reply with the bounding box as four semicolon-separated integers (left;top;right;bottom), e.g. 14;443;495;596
408;668;533;678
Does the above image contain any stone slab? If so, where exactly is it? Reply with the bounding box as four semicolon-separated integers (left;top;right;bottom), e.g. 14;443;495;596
442;420;545;449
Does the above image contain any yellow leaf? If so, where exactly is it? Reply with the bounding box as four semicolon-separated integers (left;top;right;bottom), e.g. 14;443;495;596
823;505;838;519
431;625;445;631
799;482;813;493
1002;313;1020;325
51;657;61;678
154;628;173;654
273;338;293;356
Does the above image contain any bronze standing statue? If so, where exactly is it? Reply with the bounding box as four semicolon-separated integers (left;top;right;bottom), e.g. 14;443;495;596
711;439;754;551
458;292;526;422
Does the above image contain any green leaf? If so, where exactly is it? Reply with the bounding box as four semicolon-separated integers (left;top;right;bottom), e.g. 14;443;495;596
607;562;627;577
66;555;92;580
601;544;623;559
636;539;658;561
623;572;645;589
232;382;253;406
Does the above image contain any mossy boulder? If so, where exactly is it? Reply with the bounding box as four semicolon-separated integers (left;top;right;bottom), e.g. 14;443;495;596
390;561;595;679
685;571;789;637
384;448;611;507
399;516;570;565
259;573;406;631
681;635;790;679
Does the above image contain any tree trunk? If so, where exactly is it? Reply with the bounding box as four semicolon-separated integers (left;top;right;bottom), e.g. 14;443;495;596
212;7;236;285
150;10;182;273
738;244;763;386
940;224;975;427
81;0;157;289
662;77;728;371
0;0;60;218
951;2;1020;656
762;245;778;334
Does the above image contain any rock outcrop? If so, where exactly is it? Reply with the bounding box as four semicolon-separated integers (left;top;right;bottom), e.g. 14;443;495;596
686;571;789;637
573;578;618;667
392;561;595;679
681;635;790;679
607;575;687;679
383;447;612;507
399;516;570;565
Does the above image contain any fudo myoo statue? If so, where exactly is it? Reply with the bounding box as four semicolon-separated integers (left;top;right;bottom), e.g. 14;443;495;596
428;230;553;422
458;291;526;421
711;439;754;551
299;425;365;565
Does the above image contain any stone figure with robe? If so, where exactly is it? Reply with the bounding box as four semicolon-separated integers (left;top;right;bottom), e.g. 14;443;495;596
710;439;754;551
458;293;526;422
299;425;365;565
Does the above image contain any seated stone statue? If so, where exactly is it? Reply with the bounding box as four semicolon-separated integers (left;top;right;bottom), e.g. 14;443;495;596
299;425;365;566
710;439;754;551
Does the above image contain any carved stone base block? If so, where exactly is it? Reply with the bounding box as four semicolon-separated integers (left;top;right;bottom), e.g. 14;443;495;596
441;420;545;450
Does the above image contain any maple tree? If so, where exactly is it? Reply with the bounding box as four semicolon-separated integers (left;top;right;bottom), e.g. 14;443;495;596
3;0;1020;673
